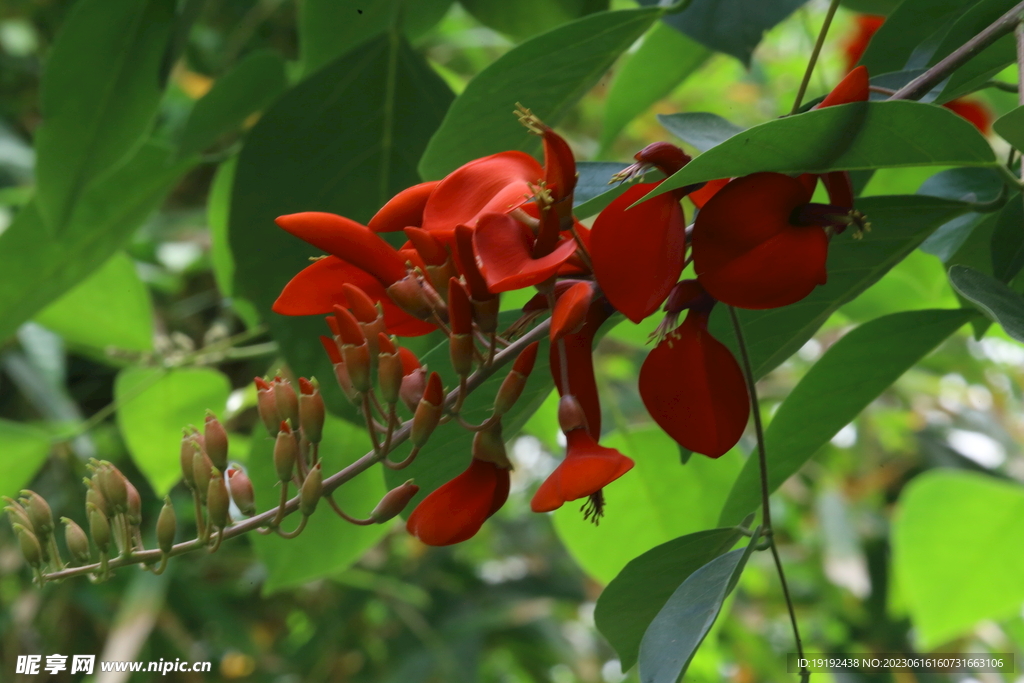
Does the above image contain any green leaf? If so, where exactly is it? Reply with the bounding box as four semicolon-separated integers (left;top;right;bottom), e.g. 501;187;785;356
990;193;1024;282
207;156;259;329
639;0;805;65
719;309;974;526
418;7;662;180
299;0;452;77
572;163;664;219
0;143;192;344
0;420;52;501
929;0;1019;103
994;105;1024;151
34;252;153;352
657;111;746;153
893;470;1024;648
638;532;760;683
115;367;231;497
949;264;1024;342
177;50;287;158
460;0;609;40
229;34;453;414
707;195;975;381
552;426;743;584
858;0;974;75
249;414;390;593
595;528;741;670
34;0;174;231
839;250;960;322
598;22;710;154
647;102;996;199
839;0;900;14
917;166;1003;262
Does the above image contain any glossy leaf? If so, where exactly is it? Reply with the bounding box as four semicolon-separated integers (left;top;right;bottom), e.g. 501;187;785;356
990;193;1024;282
917;167;1003;262
573;163;663;219
707;195;975;381
994;105;1024;151
115;367;231;497
34;252;153;352
657;112;746;153
552;426;743;584
598;23;710;154
639;0;806;65
930;0;1019;103
638;534;759;683
34;0;174;231
893;470;1024;648
250;414;390;592
595;528;741;670
719;309;974;526
418;7;661;179
857;0;975;75
460;0;608;40
229;34;453;415
177;50;287;158
0;420;52;501
647;102;995;199
949;264;1024;342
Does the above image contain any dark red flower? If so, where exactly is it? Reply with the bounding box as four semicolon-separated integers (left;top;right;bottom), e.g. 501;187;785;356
405;458;510;546
549;296;614;436
550;281;593;342
818;65;870;109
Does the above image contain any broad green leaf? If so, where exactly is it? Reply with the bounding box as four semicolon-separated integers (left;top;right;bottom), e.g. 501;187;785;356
990;193;1024;282
461;0;609;40
34;252;153;352
857;0;973;75
595;528;741;670
839;250;959;322
994;106;1024;150
917;166;1003;262
177;50;287;158
657;112;745;153
418;7;661;179
719;309;974;526
598;23;710;154
229;34;453;414
552;426;743;584
930;0;1019;103
639;0;805;65
572;163;664;219
708;195;975;381
34;0;174;231
0;420;52;501
300;0;452;77
949;265;1024;342
946;211;1000;337
207;157;259;328
638;533;759;683
250;415;390;593
647;102;995;199
0;143;192;344
893;470;1024;648
115;367;231;496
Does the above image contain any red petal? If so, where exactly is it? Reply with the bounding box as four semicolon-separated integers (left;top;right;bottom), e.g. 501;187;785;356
550;281;593;342
689;177;729;209
421;151;543;242
448;277;473;335
818;65;869;108
821;170;854;208
591;182;686;323
473;213;578;292
404;227;448;266
454;224;495;301
276;212;407;286
531;430;634;512
398;347;420;374
842;15;884;72
406;459;509;546
550;298;612;436
542;128;577;201
944;98;992;135
639;313;749;457
368;181;440;232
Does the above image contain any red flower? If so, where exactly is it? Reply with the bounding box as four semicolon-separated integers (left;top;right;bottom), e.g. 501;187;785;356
944;98;992;135
549;295;614;436
367;180;440;233
472;211;579;292
842;14;884;72
817;65;869;109
405;458;510;546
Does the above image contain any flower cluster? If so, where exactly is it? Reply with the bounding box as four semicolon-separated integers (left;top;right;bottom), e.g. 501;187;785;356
273;74;872;544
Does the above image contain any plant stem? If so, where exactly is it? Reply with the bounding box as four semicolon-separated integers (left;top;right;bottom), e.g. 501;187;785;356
790;0;841;115
727;306;808;682
890;1;1024;102
1016;22;1024;108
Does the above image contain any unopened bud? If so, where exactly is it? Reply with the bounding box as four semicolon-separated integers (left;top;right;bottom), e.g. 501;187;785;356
255;377;279;434
343;285;386;356
97;465;128;513
62;517;91;565
377;340;402;406
411;372;444;447
4;498;34;534
180;430;197;489
20;490;53;537
204;412;229;470
13;524;42;567
370;480;420;523
85;478;110;519
125;479;142;526
472;421;511;468
207;471;230;528
494;342;539;416
300;463;323;516
274;422;297;483
399;366;427;413
227;467;256;517
87;504;111;553
557;394;588;433
471;296;500;334
191;447;214;503
448;278;473;335
298;377;325;444
157;498;176;553
342;342;372;394
273;377;299;427
386;274;436;320
450;334;474;377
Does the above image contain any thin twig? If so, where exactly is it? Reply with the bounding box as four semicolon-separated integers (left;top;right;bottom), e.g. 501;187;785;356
790;0;841;115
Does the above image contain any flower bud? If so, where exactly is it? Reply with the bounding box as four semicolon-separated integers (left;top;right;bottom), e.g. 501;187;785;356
180;429;197;490
472;421;511;468
494;342;540;416
87;503;111;553
386;273;437;320
84;478;110;519
273;376;299;427
20;490;53;537
207;471;230;528
448;278;473;335
125;479;142;526
400;367;427;414
320;336;359;402
340;340;372;394
62;517;91;565
298;377;325;444
255;377;279;434
97;465;128;513
191;446;214;503
13;524;42;568
204;412;229;471
157;498;176;554
450;334;475;378
471;296;500;335
370;480;420;523
558;394;588;434
343;284;387;357
300;463;323;517
411;372;444;447
274;422;297;483
4;498;33;534
227;467;256;517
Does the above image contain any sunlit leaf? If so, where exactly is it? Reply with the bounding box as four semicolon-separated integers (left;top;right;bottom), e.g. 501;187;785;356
0;420;52;501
